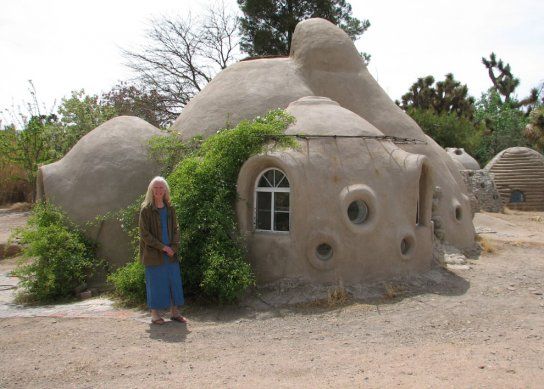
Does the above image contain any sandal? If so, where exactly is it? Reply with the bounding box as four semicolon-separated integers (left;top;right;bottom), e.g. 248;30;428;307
151;317;165;325
170;316;188;323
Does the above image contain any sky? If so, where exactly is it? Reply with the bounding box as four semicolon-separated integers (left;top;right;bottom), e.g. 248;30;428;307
1;0;543;125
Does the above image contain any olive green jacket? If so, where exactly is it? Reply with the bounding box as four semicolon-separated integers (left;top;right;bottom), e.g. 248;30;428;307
139;203;180;266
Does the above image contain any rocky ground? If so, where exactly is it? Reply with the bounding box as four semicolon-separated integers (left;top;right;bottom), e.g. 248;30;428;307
0;209;543;388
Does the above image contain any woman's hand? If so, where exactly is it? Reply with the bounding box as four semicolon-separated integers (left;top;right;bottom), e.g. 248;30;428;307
162;246;175;257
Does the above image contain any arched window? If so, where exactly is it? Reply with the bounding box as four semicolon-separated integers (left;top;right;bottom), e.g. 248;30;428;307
255;168;290;232
510;190;525;203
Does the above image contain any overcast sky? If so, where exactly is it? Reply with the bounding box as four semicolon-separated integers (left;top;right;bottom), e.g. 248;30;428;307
1;0;542;125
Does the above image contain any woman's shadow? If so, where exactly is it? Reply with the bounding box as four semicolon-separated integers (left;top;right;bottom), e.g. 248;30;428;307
146;320;190;342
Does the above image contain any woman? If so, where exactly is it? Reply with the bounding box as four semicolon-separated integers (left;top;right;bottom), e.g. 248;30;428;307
139;176;187;325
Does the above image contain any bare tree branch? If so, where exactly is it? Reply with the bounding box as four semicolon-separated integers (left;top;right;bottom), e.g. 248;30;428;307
122;3;240;125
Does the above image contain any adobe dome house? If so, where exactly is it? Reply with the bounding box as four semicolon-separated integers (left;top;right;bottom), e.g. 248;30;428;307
446;148;480;170
236;96;434;284
484;147;544;211
39;18;477;287
174;18;476;252
37;116;163;269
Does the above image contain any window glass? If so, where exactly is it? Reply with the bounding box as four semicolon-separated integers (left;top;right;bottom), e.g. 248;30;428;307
510;190;525;203
256;192;272;230
274;212;290;231
274;192;290;212
258;175;272;187
255;169;290;232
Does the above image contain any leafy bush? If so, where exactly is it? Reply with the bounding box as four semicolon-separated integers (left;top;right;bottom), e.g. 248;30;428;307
168;109;295;302
406;107;483;158
107;258;146;306
105;195;146;305
148;131;202;176
12;202;97;302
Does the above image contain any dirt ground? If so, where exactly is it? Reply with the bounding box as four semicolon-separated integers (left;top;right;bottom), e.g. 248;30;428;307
0;210;543;388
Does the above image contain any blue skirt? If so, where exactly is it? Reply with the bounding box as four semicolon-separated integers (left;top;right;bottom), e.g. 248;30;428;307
145;255;185;309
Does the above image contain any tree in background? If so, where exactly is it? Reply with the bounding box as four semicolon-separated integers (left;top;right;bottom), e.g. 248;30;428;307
55;90;117;159
238;0;370;57
397;73;481;156
0;114;60;201
482;52;538;109
122;3;239;123
101;82;169;128
473;90;529;164
398;73;475;119
523;105;544;153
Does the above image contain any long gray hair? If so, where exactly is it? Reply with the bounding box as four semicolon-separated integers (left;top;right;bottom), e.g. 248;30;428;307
141;176;172;208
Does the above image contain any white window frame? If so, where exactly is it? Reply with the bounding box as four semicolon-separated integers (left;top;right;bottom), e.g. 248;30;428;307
254;168;291;233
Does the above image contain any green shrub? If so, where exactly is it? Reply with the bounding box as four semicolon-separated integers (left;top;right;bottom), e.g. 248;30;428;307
168;109;295;302
107;258;146;306
148;131;202;176
406;107;483;157
101;195;146;305
12;202;97;302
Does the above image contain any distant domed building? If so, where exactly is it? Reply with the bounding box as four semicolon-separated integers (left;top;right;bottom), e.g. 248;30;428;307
446;148;480;170
484;147;544;211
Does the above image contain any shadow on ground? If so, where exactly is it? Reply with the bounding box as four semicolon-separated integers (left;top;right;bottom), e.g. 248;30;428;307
180;264;470;323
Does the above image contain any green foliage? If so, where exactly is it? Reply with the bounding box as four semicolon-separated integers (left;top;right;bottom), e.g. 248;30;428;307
148;132;202;176
474;90;530;164
0;114;60;201
523;105;544;152
12;202;97;302
406;108;483;156
101;82;170;128
238;0;370;56
99;195;147;306
399;73;475;119
55;90;117;158
107;259;146;306
168;109;296;302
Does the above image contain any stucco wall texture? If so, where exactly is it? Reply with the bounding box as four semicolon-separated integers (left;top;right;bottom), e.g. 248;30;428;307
484;147;544;211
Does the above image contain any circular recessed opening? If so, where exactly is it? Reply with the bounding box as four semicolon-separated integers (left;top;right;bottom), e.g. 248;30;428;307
480;182;486;189
347;200;369;224
493;194;499;200
454;149;463;155
315;243;333;261
455;205;463;221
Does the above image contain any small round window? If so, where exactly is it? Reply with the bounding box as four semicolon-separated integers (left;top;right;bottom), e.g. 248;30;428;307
510;190;525;203
347;200;369;224
315;243;333;261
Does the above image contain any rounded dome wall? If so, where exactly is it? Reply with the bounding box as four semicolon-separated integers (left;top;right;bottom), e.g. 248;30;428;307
38;116;164;271
446;148;481;170
484;147;544;211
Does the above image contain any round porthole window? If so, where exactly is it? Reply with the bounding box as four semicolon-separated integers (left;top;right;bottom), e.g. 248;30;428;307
316;243;333;261
347;200;369;224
